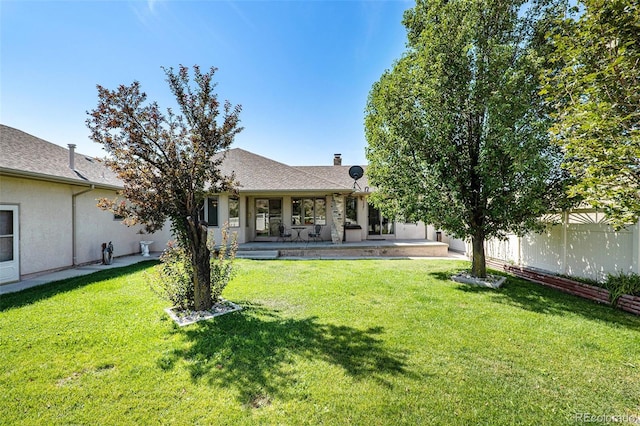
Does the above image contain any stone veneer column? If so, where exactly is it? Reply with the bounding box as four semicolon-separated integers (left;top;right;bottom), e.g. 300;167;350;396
331;194;344;244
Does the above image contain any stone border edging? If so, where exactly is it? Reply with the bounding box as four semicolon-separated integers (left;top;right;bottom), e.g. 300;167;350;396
486;259;640;316
164;299;243;326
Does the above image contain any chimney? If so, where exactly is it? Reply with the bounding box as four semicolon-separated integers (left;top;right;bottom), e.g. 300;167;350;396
333;153;342;166
68;144;76;170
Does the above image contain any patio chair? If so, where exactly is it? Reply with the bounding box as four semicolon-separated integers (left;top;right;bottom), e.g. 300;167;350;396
277;224;292;242
308;224;322;242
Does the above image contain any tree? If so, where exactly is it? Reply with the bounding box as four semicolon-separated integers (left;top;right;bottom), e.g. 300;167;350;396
365;0;571;277
87;65;242;310
543;0;640;229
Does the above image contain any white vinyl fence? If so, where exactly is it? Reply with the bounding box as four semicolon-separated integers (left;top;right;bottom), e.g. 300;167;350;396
444;209;640;282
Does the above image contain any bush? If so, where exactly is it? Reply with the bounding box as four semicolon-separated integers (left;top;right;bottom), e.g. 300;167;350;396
148;224;239;310
147;241;194;310
210;226;238;303
602;271;640;304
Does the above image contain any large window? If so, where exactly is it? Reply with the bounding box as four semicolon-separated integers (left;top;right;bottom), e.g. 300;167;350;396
292;197;326;226
228;197;239;227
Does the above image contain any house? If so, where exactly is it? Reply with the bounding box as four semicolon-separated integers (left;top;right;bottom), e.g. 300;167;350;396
0;125;431;285
205;149;427;245
0;125;173;284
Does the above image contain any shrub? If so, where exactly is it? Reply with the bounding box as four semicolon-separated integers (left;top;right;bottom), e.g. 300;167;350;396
210;225;238;303
148;224;239;310
601;271;640;304
147;241;194;310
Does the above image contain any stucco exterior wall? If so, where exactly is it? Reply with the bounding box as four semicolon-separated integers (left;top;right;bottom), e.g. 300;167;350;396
74;188;173;264
395;222;426;239
1;176;73;275
0;175;173;280
206;194;248;246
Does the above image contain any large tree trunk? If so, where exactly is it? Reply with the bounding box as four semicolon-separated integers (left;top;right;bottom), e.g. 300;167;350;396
471;231;487;278
189;219;212;311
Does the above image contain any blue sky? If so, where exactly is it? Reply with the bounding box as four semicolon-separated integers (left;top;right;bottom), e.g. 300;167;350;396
1;0;411;166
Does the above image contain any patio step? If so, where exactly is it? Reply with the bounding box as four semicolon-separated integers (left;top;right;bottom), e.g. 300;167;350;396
236;250;280;260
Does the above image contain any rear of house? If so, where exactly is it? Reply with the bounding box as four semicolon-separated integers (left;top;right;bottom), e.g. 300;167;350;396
203;149;427;245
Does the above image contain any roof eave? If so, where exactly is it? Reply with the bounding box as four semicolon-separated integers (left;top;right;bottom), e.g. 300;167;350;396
233;188;355;194
0;167;122;191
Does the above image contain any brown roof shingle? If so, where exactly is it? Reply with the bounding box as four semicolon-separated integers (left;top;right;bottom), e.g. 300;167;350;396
295;165;369;192
1;125;368;194
219;148;355;193
0;124;121;188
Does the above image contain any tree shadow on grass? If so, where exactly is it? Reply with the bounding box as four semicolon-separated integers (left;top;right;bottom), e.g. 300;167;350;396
429;270;640;328
161;303;413;405
0;261;158;312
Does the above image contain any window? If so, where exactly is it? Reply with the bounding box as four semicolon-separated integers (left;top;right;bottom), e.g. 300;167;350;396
199;197;219;226
315;198;326;225
0;210;14;262
303;199;314;225
292;199;301;225
228;197;239;227
292;197;326;226
346;197;357;225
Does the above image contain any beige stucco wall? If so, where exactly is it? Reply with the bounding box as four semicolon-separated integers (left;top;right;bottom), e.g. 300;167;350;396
395;222;426;240
206;194;248;246
1;176;74;275
0;175;173;278
74;188;173;264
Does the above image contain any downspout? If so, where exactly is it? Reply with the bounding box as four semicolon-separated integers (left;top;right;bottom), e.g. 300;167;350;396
72;185;95;266
68;143;96;266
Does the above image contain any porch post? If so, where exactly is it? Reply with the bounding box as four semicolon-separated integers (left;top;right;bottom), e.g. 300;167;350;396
331;194;345;244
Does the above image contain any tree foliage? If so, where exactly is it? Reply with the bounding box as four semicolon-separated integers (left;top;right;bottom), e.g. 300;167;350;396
543;0;640;229
87;65;242;310
365;0;571;277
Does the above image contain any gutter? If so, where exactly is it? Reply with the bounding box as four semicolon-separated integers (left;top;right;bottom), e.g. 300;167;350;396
0;167;122;191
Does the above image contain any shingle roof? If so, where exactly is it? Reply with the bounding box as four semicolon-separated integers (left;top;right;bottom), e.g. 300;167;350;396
219;148;355;192
295;165;369;193
0;125;368;194
0;124;121;188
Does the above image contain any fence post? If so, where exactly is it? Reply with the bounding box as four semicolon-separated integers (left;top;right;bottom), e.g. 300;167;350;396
562;210;569;275
634;220;640;275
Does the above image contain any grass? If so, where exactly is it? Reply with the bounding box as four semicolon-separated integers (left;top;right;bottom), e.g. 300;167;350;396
1;259;639;425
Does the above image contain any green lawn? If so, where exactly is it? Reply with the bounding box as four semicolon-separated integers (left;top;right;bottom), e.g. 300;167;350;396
1;259;639;425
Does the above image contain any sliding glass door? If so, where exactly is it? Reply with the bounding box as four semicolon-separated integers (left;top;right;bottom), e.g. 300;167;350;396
255;198;282;238
368;203;394;236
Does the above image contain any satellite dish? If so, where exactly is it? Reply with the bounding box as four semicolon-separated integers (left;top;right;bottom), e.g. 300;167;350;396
349;165;364;181
348;165;364;190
